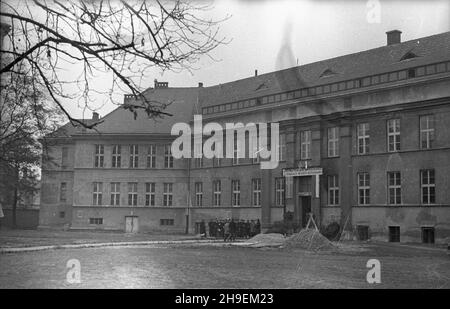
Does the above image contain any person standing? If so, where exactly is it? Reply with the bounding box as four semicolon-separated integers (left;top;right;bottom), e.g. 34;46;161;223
230;219;236;241
208;221;213;237
223;220;230;242
200;220;206;237
245;220;251;238
255;219;261;235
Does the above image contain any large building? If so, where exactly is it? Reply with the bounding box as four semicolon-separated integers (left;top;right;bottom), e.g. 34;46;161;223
39;30;450;243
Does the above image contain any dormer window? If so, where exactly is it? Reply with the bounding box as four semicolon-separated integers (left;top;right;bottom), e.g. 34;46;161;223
255;82;268;91
400;51;419;61
320;69;337;78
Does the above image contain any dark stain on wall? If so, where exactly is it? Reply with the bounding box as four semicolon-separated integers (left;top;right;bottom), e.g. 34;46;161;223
415;209;437;225
385;207;406;223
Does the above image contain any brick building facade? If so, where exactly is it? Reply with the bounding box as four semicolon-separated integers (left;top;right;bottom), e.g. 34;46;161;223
39;30;450;243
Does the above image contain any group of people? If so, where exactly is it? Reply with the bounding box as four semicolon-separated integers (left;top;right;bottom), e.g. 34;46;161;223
198;219;261;241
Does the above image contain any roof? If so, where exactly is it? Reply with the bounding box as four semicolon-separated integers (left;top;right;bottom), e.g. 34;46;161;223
49;31;450;137
49;87;200;137
199;31;450;108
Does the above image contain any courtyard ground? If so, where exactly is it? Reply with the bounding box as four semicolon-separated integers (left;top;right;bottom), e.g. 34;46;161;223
0;229;200;248
0;240;449;288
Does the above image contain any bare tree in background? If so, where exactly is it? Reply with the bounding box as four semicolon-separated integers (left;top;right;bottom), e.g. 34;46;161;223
0;0;228;128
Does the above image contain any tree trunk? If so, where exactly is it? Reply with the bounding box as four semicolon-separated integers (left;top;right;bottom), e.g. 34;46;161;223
12;165;19;229
12;186;18;229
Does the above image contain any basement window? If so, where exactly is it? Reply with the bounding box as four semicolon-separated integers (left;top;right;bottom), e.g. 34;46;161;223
160;219;174;226
388;226;400;242
89;218;103;225
421;227;435;244
357;225;369;241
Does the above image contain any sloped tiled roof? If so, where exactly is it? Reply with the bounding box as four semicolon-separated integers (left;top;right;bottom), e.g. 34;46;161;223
50;87;200;137
47;119;98;138
199;31;450;107
50;31;450;137
88;87;200;135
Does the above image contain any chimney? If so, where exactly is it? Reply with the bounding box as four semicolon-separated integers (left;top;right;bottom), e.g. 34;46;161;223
154;79;168;89
198;82;203;87
386;30;402;46
255;69;258;77
92;112;99;120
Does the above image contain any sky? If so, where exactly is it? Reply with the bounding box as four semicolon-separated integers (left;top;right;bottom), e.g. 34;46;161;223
6;0;450;120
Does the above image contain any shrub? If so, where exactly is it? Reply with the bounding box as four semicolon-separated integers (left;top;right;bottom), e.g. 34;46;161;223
321;222;341;240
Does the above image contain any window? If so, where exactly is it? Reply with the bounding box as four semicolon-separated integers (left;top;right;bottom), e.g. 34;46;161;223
327;127;339;157
278;134;286;162
212;140;222;167
387;119;400;152
420;115;435;149
357;173;370;205
59;211;65;219
160;219;174;226
388;172;401;205
61;147;68;169
145;183;155;206
252;130;260;164
232;133;239;165
357;225;369;241
194;140;203;168
93;182;102;206
213;180;221;206
421;169;435;204
421;227;435;244
275;178;285;206
252;178;261;206
89;218;103;225
127;182;138;206
164;145;173;168
163;183;173;206
195;182;203;206
94;145;104;167
357;123;370;155
112;145;121;168
60;182;67;203
110;182;120;206
129;145;138;168
401;51;418;61
231;180;240;206
388;226;400;242
252;154;260;164
327;175;339;205
300;130;311;160
195;157;203;168
147;145;156;168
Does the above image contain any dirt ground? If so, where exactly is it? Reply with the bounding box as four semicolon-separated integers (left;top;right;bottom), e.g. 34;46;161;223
0;241;449;289
0;229;200;248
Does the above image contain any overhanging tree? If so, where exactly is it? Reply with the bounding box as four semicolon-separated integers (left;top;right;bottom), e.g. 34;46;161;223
0;0;227;128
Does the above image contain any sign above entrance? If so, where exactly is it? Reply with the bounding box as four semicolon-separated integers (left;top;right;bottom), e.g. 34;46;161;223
282;167;323;177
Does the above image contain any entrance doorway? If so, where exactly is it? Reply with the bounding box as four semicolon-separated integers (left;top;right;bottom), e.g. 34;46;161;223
296;195;311;228
301;196;311;228
125;216;139;233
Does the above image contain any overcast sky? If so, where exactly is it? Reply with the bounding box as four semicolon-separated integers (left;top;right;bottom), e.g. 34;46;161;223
61;0;450;119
